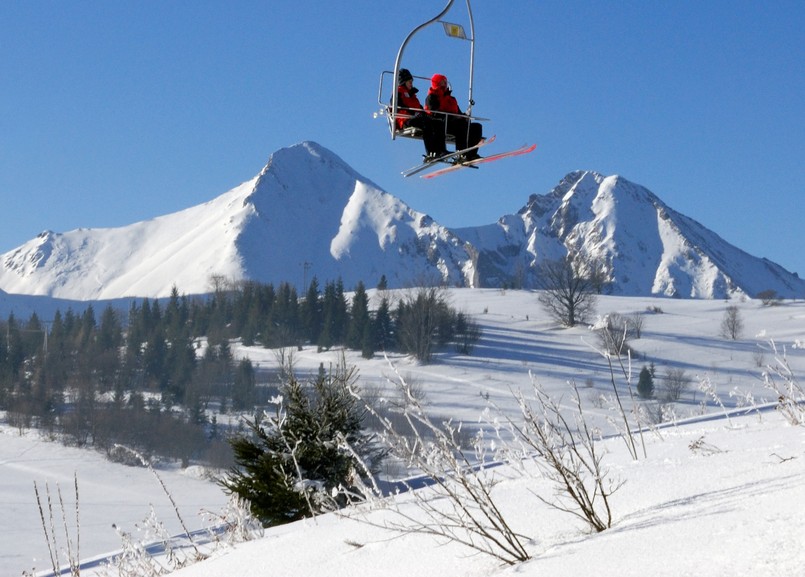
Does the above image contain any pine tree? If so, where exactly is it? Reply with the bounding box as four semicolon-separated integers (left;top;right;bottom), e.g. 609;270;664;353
360;323;375;359
319;279;348;349
346;282;370;351
222;360;382;526
372;295;393;351
232;358;256;411
301;277;322;344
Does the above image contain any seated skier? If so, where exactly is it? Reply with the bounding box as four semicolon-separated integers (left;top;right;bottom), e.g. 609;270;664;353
425;73;483;161
394;68;448;161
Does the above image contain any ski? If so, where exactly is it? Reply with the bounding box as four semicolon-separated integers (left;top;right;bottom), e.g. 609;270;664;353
402;135;496;178
421;143;537;179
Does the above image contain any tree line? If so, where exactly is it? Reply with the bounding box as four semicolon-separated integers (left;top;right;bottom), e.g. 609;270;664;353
0;277;481;466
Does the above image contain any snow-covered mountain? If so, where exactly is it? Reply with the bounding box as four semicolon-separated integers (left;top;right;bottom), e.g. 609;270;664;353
1;144;802;301
0;142;475;300
459;170;805;298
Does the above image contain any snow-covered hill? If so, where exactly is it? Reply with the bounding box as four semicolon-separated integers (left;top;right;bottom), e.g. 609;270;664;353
1;144;802;301
3;290;804;576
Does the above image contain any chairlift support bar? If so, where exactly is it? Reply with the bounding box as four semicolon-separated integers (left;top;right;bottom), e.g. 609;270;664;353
389;0;476;140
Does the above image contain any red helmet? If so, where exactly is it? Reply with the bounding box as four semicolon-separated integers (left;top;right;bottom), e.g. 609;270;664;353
430;74;448;90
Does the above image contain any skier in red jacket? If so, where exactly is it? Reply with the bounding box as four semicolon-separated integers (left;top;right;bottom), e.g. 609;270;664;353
395;69;447;160
425;73;483;161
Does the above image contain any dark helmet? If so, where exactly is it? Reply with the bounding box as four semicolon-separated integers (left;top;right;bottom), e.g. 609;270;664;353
398;68;413;85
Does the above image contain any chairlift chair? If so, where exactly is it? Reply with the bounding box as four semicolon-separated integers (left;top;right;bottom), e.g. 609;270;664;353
375;0;485;146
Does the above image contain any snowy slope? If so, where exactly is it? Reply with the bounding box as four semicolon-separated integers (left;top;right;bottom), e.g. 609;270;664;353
3;290;805;576
0;178;256;299
164;414;805;577
459;171;805;298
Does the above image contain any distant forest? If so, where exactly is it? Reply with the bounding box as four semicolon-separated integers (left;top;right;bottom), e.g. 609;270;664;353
0;277;480;468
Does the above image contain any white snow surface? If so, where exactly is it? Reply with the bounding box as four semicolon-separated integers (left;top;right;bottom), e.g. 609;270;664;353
2;289;805;576
2;143;803;301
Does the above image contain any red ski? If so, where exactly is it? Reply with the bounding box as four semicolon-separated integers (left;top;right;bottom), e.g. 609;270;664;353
421;143;537;179
402;136;496;178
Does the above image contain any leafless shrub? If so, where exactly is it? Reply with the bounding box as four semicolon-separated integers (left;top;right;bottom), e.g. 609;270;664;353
688;435;724;456
27;474;80;577
346;348;639;563
587;390;606;409
752;347;766;368
762;342;805;426
697;376;733;427
635;399;675;426
101;494;264;577
8;409;33;434
272;346;297;381
106;446;205;563
596;313;637;356
629;312;645;338
584;325;646;460
201;495;264;546
107;505;196;577
728;387;764;421
347;362;531;565
102;521;167;577
502;378;623;532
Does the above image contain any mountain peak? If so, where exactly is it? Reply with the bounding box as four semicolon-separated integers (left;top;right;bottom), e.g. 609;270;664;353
473;170;804;298
255;141;366;190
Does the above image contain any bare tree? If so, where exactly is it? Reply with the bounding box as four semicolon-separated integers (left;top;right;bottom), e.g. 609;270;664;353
628;312;645;338
756;289;780;306
537;255;598;327
719;305;744;340
395;286;451;363
663;367;690;401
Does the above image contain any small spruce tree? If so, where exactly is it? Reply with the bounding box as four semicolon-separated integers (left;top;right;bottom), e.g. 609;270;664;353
637;365;654;399
221;360;382;526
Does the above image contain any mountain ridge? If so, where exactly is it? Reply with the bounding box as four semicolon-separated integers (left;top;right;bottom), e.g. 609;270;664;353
1;142;802;302
462;170;803;298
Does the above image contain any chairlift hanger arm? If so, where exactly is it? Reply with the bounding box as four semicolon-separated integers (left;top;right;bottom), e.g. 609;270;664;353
465;0;476;114
390;0;476;139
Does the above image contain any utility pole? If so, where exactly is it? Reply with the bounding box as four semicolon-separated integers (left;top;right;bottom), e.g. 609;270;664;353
302;261;312;291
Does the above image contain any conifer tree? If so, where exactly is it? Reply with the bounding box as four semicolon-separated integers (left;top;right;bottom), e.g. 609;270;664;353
346;282;370;351
372;295;393;351
232;358;256;411
301;277;322;344
360;323;375;359
637;365;654;399
222;360;382;526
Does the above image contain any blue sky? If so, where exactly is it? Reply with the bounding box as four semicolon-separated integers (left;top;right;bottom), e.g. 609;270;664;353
2;1;803;282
